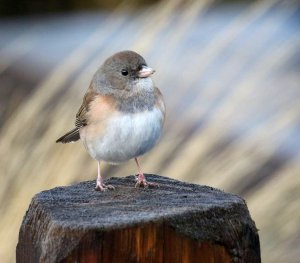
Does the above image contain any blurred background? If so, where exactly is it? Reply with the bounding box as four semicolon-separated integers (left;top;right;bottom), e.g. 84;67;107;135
1;0;300;262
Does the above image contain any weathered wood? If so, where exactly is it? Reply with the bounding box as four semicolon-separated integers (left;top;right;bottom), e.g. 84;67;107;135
16;174;260;263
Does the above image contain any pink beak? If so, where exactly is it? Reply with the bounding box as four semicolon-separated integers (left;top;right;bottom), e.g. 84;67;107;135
138;65;155;78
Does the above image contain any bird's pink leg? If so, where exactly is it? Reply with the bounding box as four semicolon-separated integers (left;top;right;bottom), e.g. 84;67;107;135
134;158;158;188
95;161;115;191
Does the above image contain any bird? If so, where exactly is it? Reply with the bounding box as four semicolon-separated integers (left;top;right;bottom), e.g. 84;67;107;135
56;50;166;191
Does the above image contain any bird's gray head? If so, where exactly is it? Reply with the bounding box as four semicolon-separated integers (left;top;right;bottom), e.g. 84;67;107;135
93;50;155;94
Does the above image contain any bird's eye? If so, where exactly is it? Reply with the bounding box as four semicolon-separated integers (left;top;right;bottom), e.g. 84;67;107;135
121;69;128;76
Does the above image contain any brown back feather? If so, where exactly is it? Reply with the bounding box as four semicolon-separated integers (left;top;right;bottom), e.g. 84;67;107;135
56;85;98;143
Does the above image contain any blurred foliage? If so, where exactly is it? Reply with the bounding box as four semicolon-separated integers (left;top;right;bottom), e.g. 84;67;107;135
0;0;160;16
0;0;257;16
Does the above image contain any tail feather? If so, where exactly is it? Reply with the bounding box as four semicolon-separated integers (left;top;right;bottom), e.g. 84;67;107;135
56;128;80;143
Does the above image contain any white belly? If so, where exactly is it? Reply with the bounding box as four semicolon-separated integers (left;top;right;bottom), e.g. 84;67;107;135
80;108;164;163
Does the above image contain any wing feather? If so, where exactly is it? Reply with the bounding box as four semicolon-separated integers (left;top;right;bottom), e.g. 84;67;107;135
56;85;97;144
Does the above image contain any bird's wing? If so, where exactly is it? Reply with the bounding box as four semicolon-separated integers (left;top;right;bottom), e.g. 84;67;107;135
56;86;97;144
75;86;97;128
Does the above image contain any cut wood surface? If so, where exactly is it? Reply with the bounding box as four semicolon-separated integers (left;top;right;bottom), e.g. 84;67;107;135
16;174;260;263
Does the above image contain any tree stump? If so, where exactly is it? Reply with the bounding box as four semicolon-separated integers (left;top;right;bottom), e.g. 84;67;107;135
16;174;260;263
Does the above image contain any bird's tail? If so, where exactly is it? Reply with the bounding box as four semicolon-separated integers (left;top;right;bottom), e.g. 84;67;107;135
56;128;80;143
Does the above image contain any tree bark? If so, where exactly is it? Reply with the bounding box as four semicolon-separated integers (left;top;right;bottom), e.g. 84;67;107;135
16;174;260;263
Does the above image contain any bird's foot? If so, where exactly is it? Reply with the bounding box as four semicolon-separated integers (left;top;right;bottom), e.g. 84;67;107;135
135;173;159;188
95;181;115;192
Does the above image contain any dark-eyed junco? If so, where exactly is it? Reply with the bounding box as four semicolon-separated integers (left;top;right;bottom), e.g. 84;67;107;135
56;51;165;191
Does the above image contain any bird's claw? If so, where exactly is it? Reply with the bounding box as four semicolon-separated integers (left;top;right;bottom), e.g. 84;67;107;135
135;175;159;188
95;183;115;191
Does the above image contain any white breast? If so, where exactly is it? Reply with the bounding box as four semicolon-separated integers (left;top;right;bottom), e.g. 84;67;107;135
81;108;164;163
